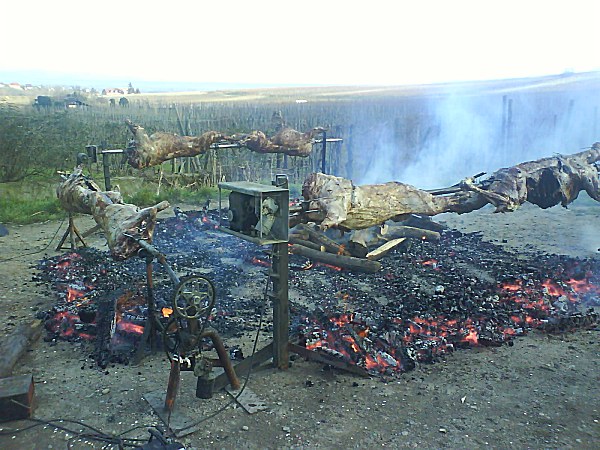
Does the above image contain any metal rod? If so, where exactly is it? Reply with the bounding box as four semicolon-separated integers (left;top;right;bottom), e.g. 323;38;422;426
320;131;327;174
164;359;181;412
102;151;111;191
145;256;157;351
135;239;181;285
313;138;343;143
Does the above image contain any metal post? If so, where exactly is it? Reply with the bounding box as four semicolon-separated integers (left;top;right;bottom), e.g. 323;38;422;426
102;151;112;191
320;130;327;173
271;242;289;369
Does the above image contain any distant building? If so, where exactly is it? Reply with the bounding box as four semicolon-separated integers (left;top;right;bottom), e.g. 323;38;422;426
102;87;126;95
8;82;22;90
64;95;89;108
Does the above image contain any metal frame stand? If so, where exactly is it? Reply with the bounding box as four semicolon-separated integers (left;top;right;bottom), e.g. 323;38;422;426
56;214;87;251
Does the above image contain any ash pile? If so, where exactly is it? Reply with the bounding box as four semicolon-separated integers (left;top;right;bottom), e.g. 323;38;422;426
34;208;599;377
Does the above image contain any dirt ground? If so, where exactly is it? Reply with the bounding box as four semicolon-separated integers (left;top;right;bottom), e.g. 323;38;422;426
0;200;598;449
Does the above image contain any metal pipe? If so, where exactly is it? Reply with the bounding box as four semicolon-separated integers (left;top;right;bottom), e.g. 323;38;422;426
136;239;181;285
201;328;240;390
102;151;111;191
320;131;327;173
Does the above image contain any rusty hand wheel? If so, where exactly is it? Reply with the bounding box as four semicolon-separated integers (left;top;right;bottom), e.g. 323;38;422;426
172;275;216;320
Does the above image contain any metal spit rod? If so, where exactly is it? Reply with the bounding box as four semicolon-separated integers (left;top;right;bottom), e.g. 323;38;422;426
125;234;181;285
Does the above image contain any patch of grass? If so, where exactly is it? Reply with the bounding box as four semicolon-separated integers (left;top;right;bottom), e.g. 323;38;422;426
0;194;64;224
122;185;221;208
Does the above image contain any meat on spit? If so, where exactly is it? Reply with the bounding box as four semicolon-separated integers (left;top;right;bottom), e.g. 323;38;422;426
302;144;600;230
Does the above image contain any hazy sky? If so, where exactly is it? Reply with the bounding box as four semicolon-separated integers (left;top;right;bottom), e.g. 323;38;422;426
2;0;599;86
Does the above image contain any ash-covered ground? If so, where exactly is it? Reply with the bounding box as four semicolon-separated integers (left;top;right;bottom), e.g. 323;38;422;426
0;200;598;449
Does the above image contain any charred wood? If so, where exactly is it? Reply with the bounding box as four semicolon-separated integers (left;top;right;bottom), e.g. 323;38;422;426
384;225;441;242
94;291;118;368
288;236;323;252
401;215;447;232
296;224;351;256
288;243;382;273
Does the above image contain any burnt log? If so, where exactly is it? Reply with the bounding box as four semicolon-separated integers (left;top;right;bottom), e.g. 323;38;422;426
296;223;351;256
288;236;323;252
288;243;382;273
383;225;440;242
57;167;169;260
302;144;600;230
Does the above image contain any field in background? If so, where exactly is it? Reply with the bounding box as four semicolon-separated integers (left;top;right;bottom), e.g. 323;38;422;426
1;71;599;223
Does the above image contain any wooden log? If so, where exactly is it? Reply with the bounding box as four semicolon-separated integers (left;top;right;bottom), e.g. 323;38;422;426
288;236;323;252
289;230;310;241
384;225;440;241
366;238;407;261
401;215;446;232
296;224;351;256
0;320;42;378
288;243;381;273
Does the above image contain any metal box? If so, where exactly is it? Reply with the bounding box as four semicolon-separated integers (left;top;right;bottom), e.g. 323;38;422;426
218;181;289;245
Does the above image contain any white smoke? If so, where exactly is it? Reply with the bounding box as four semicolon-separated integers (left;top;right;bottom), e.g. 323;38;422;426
356;81;600;190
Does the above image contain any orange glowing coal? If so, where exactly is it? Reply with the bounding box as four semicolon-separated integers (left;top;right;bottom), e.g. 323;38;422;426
250;257;271;267
162;307;173;317
117;321;144;335
462;329;479;345
318;263;343;271
542;279;568;297
566;277;600;297
66;286;85;302
501;280;523;292
330;314;353;327
421;259;439;269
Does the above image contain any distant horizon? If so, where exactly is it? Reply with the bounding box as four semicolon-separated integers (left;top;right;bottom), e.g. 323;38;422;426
2;68;598;94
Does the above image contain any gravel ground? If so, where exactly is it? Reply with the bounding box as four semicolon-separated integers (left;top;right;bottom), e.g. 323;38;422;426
0;200;598;449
